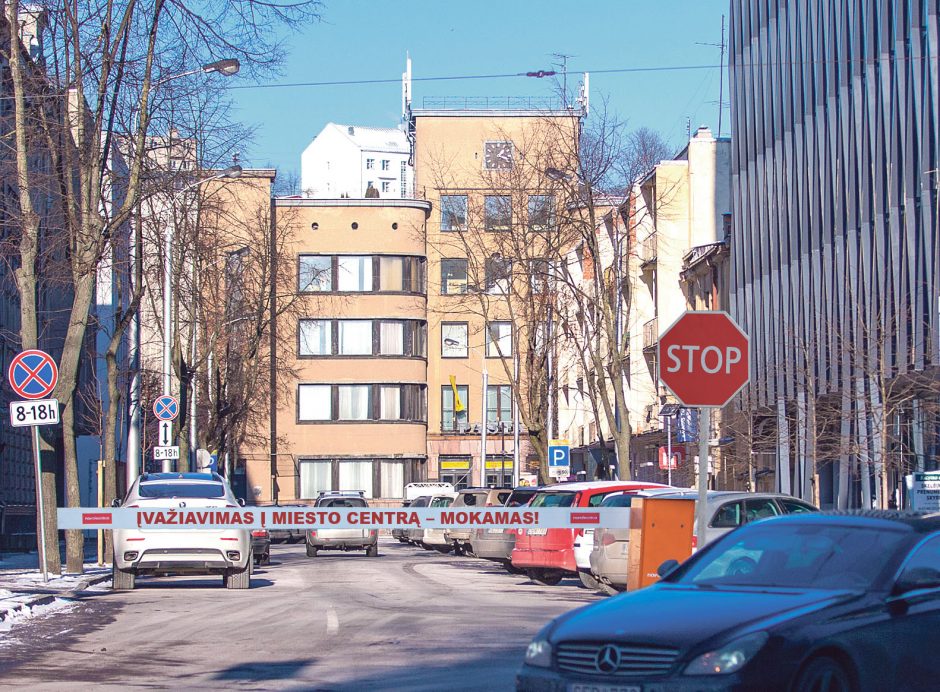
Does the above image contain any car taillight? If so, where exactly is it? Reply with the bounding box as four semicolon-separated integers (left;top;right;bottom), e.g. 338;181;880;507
251;530;268;538
574;528;585;538
691;534;698;548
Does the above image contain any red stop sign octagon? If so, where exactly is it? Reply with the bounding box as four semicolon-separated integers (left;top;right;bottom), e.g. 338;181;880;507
657;311;750;408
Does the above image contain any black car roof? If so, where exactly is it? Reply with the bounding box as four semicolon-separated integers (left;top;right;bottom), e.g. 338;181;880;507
769;509;940;533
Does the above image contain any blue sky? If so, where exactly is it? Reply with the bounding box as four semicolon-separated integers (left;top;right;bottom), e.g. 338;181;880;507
228;0;730;181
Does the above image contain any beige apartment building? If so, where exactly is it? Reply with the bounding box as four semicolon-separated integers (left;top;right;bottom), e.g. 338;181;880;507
627;126;732;487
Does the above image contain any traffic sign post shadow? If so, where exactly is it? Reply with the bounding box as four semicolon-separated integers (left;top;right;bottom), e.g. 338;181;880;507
5;349;61;582
657;312;750;544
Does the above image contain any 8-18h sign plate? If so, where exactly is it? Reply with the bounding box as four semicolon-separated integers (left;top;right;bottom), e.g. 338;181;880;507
10;399;60;427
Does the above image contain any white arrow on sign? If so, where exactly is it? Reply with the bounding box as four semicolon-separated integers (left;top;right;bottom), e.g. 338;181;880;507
159;421;173;446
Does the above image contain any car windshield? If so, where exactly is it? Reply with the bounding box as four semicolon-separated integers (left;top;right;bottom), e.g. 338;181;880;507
319;497;368;507
529;492;575;508
601;494;633;508
430;496;453;507
676;523;909;590
137;482;226;499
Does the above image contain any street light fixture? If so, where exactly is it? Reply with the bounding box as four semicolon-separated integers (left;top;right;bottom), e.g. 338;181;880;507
203;59;240;77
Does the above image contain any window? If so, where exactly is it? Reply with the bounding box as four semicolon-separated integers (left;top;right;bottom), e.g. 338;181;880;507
528;195;555;230
366;158;375;169
744;499;780;523
379;385;401;420
400;161;408;196
337;256;373;292
777;499;816;514
338;385;370;420
379;321;404;355
381;181;391;193
299;255;332;292
381;159;390;171
404;257;425;293
439;457;472;490
487;385;512;423
442;385;469;432
484;195;512;231
441;323;468;358
441;258;468;294
338;320;373;355
897;535;940;587
710;501;744;528
485;458;513;488
379;256;404;291
440;195;468;231
485;255;512;294
381;461;404;498
299;320;332;356
339;461;373;498
406;321;427;357
298;385;332;421
300;460;332;498
529;259;549;293
486;321;512;357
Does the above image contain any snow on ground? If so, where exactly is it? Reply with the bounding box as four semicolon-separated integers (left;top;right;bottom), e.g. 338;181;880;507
0;597;80;638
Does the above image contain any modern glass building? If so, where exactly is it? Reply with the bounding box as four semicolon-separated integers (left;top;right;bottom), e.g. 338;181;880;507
729;0;939;508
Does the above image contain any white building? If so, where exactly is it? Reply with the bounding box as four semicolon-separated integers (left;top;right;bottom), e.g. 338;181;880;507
300;123;412;199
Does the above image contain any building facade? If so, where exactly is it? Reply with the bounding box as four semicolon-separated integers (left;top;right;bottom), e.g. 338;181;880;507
729;0;940;507
300;123;412;199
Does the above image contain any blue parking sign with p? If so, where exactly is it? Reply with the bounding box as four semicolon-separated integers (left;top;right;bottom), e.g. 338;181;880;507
548;439;570;467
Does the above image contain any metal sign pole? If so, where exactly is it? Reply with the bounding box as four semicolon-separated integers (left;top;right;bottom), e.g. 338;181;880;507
667;416;673;487
696;407;711;546
32;426;49;582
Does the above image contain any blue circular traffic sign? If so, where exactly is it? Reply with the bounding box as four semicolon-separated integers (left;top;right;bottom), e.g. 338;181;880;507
7;349;58;400
153;395;179;421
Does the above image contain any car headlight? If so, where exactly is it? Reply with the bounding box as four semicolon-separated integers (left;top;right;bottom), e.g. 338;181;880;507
524;638;552;668
683;632;768;676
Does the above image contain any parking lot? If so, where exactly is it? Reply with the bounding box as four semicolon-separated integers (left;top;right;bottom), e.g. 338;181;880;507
0;539;600;690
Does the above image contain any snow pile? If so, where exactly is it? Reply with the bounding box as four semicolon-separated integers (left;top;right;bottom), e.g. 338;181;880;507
0;597;78;635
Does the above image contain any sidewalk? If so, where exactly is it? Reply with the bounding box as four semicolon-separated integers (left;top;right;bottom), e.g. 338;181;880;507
0;551;112;627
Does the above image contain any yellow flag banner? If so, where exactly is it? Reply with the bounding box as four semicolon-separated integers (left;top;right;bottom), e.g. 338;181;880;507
449;375;465;412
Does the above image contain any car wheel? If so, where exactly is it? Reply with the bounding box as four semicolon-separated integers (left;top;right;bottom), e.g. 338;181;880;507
111;560;136;591
578;571;602;590
527;569;563;586
306;543;318;557
366;544;379;557
794;656;855;692
599;581;623;596
225;551;252;589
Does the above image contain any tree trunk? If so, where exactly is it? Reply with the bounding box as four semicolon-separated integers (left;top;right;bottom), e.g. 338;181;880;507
37;432;62;574
60;400;85;572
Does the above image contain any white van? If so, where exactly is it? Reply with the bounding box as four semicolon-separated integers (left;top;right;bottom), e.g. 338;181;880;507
404;482;455;501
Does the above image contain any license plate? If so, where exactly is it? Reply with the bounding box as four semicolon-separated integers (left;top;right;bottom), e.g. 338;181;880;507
487;528;504;534
568;684;640;692
528;528;547;536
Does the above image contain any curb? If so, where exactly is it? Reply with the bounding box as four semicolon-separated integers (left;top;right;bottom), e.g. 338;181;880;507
0;571;112;623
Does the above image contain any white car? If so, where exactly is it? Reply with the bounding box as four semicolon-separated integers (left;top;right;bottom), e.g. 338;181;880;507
417;493;457;551
112;472;252;590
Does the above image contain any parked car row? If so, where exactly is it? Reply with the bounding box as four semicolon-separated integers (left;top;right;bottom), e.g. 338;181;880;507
396;480;821;599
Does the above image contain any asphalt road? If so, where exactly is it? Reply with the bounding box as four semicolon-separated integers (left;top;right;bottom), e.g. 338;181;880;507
0;539;601;690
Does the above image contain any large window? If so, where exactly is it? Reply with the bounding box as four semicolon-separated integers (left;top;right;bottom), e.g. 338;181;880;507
441;258;469;294
379;385;401;420
379;256;404;291
485;255;512;294
486;321;512;357
528;194;555;230
338;320;373;355
381;462;405;498
338;385;371;420
299;255;332;292
487;385;512;423
379;321;404;355
439;457;471;490
339;461;373;498
485;195;512;231
442;384;469;432
440;195;468;231
337;256;373;292
529;259;549;294
299;320;332;356
442;322;468;358
298;385;332;420
300;460;332;497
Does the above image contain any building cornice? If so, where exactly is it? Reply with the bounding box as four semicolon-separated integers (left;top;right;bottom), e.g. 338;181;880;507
274;197;432;216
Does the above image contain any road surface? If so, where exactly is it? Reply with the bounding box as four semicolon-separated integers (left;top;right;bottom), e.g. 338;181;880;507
0;539;601;690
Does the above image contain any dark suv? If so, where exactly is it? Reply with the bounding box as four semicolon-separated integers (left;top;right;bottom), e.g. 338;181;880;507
305;491;379;557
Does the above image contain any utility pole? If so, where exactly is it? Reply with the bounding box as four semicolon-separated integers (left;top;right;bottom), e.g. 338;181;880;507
697;15;727;137
551;53;576;108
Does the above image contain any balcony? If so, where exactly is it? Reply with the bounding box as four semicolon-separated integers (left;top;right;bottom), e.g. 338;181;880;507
643;318;658;351
640;234;657;268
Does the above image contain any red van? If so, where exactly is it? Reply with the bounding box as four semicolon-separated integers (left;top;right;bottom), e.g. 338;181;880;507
511;481;668;585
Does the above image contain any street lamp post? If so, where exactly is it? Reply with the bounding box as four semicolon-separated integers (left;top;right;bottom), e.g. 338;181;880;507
127;59;240;484
161;165;243;472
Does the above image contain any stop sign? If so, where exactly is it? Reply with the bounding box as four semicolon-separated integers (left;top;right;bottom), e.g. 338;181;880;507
657;311;750;408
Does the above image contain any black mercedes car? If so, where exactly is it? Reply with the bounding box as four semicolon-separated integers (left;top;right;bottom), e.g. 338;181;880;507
517;511;940;692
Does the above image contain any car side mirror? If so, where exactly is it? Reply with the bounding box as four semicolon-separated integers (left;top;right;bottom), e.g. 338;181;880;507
111;498;122;508
238;498;246;507
893;567;940;596
657;559;680;579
